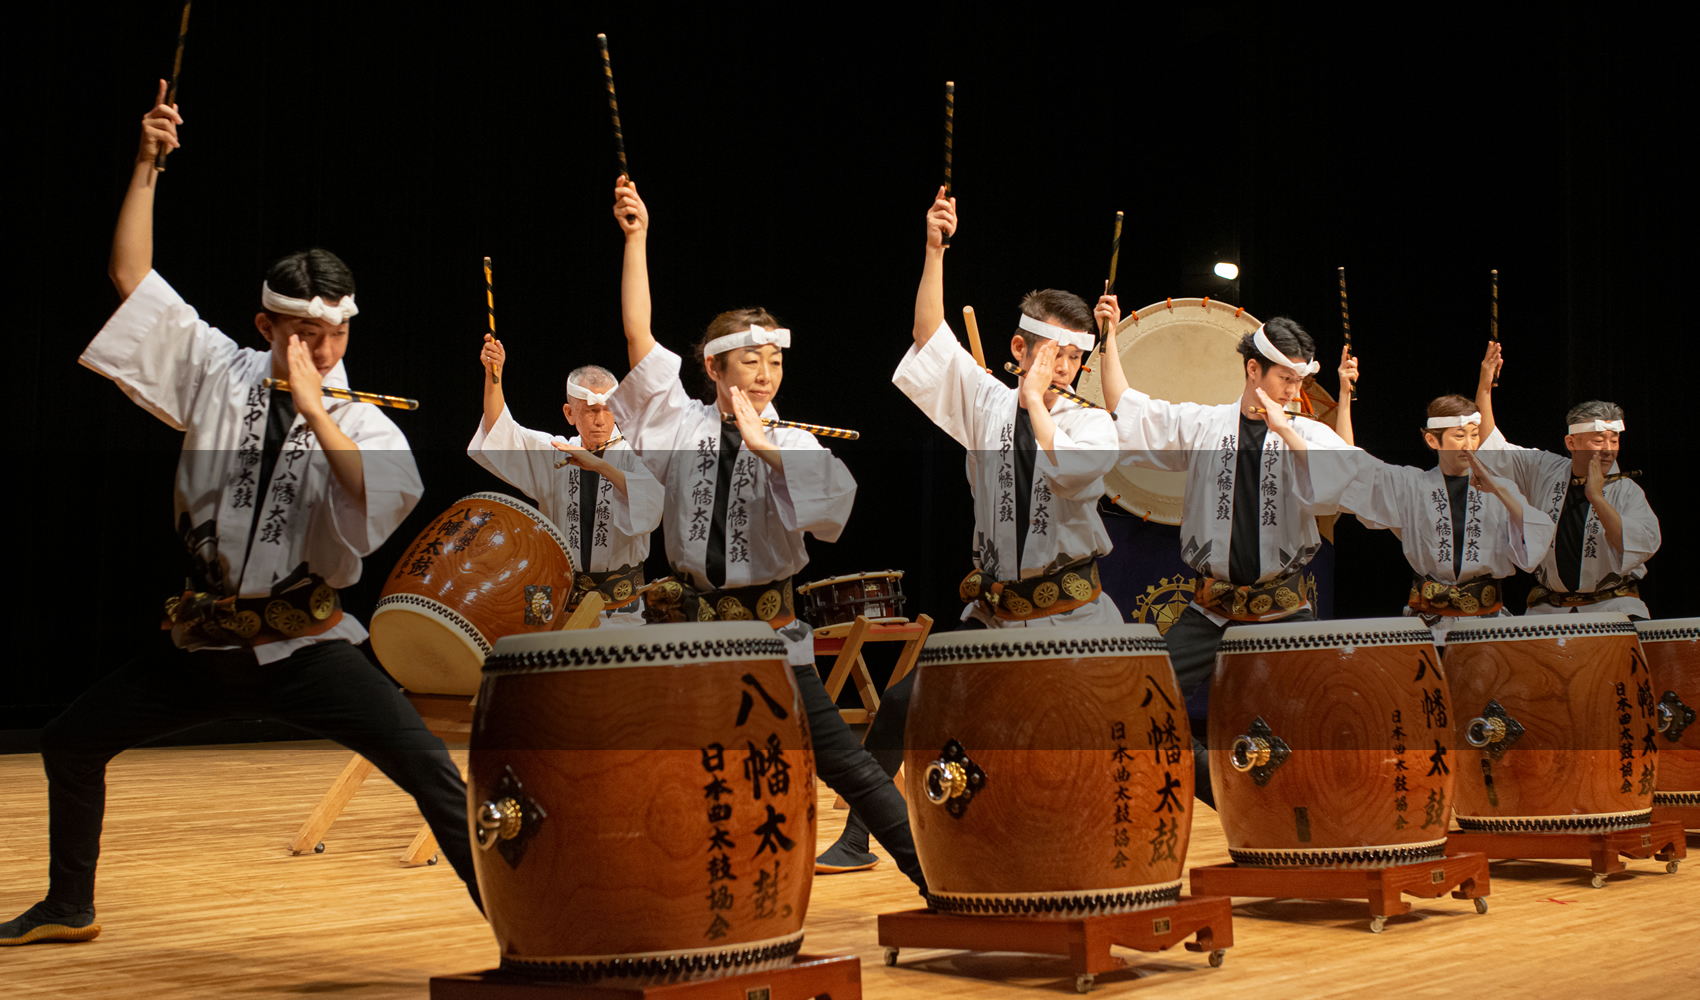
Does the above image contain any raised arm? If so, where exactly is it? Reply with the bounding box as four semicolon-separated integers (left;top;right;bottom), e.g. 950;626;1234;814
109;80;183;300
1475;341;1503;442
479;334;506;432
912;186;957;349
615;178;656;370
1095;288;1127;405
1334;347;1359;446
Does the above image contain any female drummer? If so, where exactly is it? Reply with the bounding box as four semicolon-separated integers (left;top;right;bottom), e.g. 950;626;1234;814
3;82;479;947
1471;342;1661;618
1335;354;1554;644
468;338;664;625
605;178;926;895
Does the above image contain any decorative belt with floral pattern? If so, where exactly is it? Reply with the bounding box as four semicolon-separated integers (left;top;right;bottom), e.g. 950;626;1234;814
1408;575;1505;617
1527;579;1640;609
1195;570;1307;623
567;563;645;613
163;577;343;646
643;572;797;629
958;556;1102;623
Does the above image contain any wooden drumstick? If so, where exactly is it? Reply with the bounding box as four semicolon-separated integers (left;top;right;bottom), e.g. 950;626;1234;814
940;81;955;249
484;257;501;385
1003;363;1116;420
1490;269;1500;387
962;305;987;372
598;33;636;224
154;2;192;172
1094;211;1124;358
262;378;419;411
1338;266;1357;401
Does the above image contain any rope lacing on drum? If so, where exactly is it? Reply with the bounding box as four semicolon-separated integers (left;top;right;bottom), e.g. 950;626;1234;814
1443;620;1640;644
1217;628;1435;654
917;635;1167;665
483;637;787;673
925;882;1181;916
498;935;804;982
1634;625;1700;643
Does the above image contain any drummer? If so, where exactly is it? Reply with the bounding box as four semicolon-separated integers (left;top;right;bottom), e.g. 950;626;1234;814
468;338;664;625
605;178;927;895
816;187;1121;875
1471;342;1661;618
1332;355;1554;645
1098;298;1357;807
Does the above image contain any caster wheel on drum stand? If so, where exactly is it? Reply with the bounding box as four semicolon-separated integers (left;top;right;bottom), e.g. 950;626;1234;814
883;947;899;967
1369;916;1388;934
1474;897;1489;914
293;842;326;857
1668;860;1681;874
427;855;438;866
1208;950;1226;968
1074;973;1096;994
1591;873;1607;889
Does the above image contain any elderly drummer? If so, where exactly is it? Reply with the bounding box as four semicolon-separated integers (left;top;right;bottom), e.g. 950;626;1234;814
1472;342;1661;618
469;338;663;626
1098;298;1358;808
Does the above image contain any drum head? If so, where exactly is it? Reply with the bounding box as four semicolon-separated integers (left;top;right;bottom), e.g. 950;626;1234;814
370;607;487;696
1077;299;1260;524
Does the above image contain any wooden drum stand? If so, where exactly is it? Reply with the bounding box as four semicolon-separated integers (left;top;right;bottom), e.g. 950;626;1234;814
429;953;861;1000
1446;822;1687;889
1188;853;1491;934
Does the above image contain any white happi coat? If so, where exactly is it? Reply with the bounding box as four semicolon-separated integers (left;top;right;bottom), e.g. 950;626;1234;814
1343;456;1556;640
1474;427;1661;617
1112;389;1357;623
78;270;423;663
893;322;1121;628
609;344;857;663
467;406;664;626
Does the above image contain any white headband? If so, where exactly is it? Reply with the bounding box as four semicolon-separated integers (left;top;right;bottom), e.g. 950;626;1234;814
1017;314;1095;353
261;282;359;325
1252;325;1320;378
1568;419;1625;434
704;325;791;357
1426;413;1481;429
566;375;618;407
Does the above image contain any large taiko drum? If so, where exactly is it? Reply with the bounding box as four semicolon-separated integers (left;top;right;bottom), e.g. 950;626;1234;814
1210;618;1454;867
470;623;816;982
1633;619;1700;827
369;493;575;696
903;625;1192;916
1445;614;1652;834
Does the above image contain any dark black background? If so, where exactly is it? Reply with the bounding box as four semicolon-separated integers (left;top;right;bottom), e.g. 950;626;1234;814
12;2;1688;728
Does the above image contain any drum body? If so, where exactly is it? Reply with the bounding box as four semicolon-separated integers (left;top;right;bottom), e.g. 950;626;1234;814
1446;614;1651;834
795;570;906;628
470;623;815;982
903;625;1192;916
1633;618;1700;816
370;493;575;696
1210;618;1453;867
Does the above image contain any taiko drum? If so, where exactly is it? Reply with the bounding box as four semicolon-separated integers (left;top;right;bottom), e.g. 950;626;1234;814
903;625;1193;916
1445;614;1653;834
470;623;816;982
369;492;575;696
1633;618;1700;827
1210;618;1455;867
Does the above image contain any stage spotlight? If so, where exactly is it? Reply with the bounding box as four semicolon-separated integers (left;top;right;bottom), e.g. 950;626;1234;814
1214;262;1239;280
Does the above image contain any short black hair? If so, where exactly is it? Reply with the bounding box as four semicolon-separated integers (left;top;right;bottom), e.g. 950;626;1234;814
1236;316;1314;377
1017;289;1093;337
264;248;355;304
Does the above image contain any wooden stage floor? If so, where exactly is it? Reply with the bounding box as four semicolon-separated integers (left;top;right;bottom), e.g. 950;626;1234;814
3;740;1695;998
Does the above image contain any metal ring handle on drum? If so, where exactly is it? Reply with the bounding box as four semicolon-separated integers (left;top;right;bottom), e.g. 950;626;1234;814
1228;716;1290;786
475;796;523;851
1465;715;1508;748
1229;735;1271;771
924;761;969;805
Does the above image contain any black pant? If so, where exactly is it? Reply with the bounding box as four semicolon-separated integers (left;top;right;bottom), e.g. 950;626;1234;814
39;638;479;910
1162;604;1316;809
790;664;925;892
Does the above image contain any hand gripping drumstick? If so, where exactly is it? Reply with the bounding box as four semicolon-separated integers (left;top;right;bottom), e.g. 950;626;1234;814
1490;269;1500;387
940;81;955;249
1002;362;1117;420
154;2;192;172
262;378;420;411
1337;266;1357;400
483;257;500;384
555;435;626;469
962;306;987;372
598;33;636;224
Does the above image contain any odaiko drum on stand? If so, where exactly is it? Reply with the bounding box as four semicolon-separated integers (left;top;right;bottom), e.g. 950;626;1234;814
902;625;1193;916
1633;619;1700;828
1210;618;1456;867
468;623;815;984
1446;614;1655;834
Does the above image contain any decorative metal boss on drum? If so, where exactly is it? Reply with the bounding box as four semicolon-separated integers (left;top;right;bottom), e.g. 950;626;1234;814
1228;716;1290;786
476;765;548;868
923;739;986;818
1659;690;1695;743
1464;699;1525;760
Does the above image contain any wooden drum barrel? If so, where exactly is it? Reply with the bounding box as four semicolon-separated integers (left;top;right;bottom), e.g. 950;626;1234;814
903;625;1192;916
1445;614;1652;834
470;623;815;982
1210;618;1454;867
1633;619;1700;825
369;492;575;696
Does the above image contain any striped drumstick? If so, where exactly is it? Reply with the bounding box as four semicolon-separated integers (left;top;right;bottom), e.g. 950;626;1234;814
1095;210;1124;357
555;435;626;468
1490;269;1500;387
483;257;501;384
940;81;955;248
598;33;637;224
720;415;861;440
154;2;192;172
962;305;987;372
1003;362;1117;420
262;379;419;411
1337;266;1356;400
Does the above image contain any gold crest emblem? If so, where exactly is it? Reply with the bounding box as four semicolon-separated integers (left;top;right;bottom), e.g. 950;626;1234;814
1002;594;1033;618
264;600;310;637
1061;572;1093;601
309;583;337;620
1275;586;1300;610
612;579;634;602
717;597;752;621
1249;594;1273;615
1031;582;1059;608
756;590;783;621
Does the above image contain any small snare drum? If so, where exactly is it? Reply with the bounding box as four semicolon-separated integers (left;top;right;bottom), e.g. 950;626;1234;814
796;570;907;628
